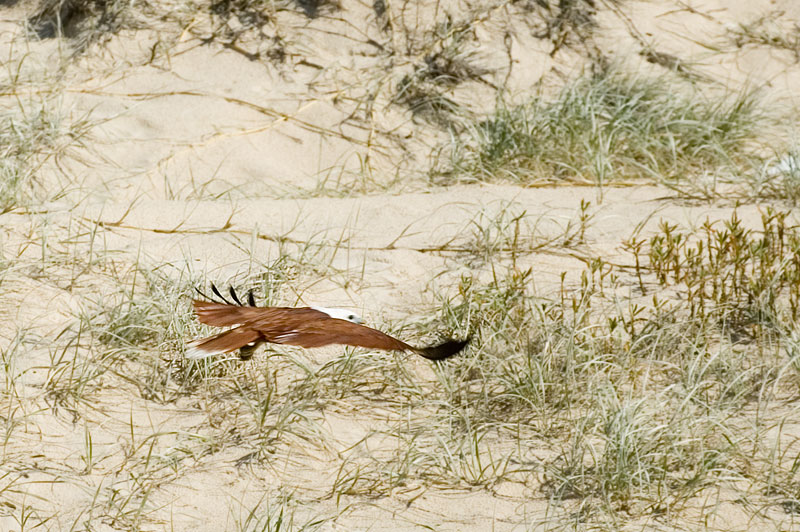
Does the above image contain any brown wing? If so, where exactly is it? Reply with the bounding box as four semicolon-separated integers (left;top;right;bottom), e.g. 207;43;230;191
262;315;412;351
275;318;469;359
185;326;263;358
190;300;470;360
193;300;276;327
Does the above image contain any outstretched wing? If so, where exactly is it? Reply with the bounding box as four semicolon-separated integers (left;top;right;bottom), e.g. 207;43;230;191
265;316;412;350
193;300;278;327
185;326;263;359
189;298;470;361
263;315;469;360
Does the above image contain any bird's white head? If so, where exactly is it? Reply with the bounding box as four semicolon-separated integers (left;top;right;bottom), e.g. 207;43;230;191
312;306;363;324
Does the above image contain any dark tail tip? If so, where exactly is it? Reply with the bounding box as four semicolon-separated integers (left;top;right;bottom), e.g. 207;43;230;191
416;337;471;361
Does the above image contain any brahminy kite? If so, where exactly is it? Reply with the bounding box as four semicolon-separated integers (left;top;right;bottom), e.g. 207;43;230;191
186;285;469;361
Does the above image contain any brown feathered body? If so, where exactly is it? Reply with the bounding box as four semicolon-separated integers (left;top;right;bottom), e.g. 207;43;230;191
187;300;468;361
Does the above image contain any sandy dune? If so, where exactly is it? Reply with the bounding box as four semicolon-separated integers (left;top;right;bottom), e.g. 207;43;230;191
2;0;800;530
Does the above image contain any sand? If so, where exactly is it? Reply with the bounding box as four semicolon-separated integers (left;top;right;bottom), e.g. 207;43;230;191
1;0;800;530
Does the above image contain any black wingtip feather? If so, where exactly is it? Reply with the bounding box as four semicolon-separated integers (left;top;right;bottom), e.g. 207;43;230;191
247;290;256;307
194;285;211;300
210;283;235;305
229;286;244;306
416;337;471;361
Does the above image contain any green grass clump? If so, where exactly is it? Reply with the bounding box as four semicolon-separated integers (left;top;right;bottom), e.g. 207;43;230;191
543;390;734;511
92;271;195;353
749;148;800;203
0;104;73;212
437;67;760;186
232;493;331;532
45;267;200;408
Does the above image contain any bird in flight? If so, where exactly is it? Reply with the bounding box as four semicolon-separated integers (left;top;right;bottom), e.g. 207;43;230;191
186;285;469;361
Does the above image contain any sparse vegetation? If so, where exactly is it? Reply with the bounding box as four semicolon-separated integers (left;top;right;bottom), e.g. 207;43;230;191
0;101;84;212
436;67;761;187
3;0;800;530
748;147;800;203
393;16;491;127
636;209;800;328
730;13;800;62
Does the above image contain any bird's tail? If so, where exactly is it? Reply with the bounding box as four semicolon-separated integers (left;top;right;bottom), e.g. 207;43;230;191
413;338;471;361
185;326;263;359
